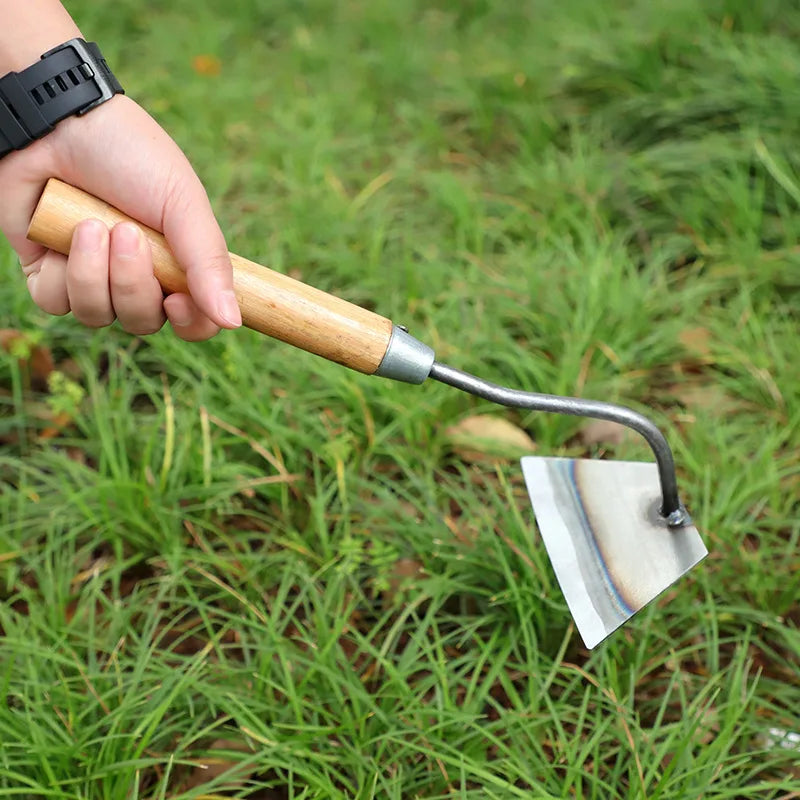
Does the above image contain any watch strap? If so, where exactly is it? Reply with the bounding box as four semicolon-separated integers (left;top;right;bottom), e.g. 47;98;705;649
0;39;124;159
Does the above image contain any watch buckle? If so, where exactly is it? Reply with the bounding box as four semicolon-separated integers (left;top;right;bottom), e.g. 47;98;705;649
41;38;123;116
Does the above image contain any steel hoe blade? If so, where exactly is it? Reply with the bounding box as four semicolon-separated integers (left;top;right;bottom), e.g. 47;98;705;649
521;457;707;649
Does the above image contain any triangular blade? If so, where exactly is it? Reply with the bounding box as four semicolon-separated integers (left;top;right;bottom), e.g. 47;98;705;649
521;457;707;649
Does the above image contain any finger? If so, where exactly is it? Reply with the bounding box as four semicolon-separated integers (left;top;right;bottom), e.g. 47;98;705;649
0;150;54;268
162;172;242;330
164;293;221;342
66;219;114;328
26;250;70;316
109;223;166;335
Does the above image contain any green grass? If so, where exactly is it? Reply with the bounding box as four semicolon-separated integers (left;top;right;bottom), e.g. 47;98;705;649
1;0;799;796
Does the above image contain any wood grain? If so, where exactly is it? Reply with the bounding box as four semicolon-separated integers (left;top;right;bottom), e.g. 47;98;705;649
27;179;394;374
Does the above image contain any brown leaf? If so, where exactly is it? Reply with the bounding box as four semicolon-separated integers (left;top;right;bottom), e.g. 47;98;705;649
445;415;535;463
670;382;741;412
678;327;713;360
0;329;54;390
29;347;54;388
181;739;253;790
191;54;222;76
39;411;74;440
0;329;21;351
57;358;83;381
383;558;424;605
579;419;634;447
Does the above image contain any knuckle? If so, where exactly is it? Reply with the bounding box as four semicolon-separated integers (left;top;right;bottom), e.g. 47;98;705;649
201;252;233;277
110;264;156;296
161;162;197;224
67;271;101;290
19;257;43;277
110;274;145;296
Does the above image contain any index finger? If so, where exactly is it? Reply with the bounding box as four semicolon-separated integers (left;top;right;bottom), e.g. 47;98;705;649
160;169;242;329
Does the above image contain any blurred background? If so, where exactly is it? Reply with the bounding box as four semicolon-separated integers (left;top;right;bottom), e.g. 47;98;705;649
1;1;798;797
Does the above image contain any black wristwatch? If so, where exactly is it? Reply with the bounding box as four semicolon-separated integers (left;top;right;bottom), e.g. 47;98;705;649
0;38;124;160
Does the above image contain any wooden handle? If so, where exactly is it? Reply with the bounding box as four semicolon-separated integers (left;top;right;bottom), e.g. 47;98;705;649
27;178;394;374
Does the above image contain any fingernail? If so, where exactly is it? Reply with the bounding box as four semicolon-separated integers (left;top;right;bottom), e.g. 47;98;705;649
217;290;242;328
75;220;104;252
113;223;141;258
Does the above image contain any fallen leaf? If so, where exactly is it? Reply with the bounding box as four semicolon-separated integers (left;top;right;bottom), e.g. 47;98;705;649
445;415;535;463
191;54;221;76
383;558;424;604
678;327;713;360
28;345;54;389
39;410;74;440
181;738;253;790
579;419;634;447
56;358;82;381
670;382;742;412
0;329;54;390
0;328;23;352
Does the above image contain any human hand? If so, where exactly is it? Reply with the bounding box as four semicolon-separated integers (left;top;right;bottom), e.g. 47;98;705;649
0;94;241;341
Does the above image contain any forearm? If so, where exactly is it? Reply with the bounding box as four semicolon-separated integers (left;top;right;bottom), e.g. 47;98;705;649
0;0;81;70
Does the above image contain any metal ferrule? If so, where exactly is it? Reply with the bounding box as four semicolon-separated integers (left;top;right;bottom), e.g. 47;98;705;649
374;326;435;384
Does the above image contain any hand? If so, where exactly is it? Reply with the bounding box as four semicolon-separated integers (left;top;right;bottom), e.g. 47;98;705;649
0;94;242;341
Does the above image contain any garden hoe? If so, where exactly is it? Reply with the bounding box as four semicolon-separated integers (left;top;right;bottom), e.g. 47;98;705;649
27;178;708;649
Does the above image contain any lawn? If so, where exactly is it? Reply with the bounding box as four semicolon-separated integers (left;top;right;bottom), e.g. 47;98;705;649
1;0;798;797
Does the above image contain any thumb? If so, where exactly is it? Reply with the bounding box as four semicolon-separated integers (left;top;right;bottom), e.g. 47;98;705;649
161;170;242;329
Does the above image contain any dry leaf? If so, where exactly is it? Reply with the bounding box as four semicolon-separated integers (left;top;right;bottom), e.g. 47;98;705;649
0;329;21;351
670;382;741;412
445;414;535;463
28;347;54;389
191;54;221;76
57;358;82;380
181;738;253;790
0;329;54;389
383;558;424;604
579;419;634;447
39;410;74;440
678;327;713;359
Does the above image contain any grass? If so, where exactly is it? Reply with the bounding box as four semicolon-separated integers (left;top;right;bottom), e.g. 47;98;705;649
1;0;799;796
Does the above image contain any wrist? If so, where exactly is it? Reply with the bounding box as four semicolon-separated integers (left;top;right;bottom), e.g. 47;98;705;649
0;1;81;71
0;38;124;161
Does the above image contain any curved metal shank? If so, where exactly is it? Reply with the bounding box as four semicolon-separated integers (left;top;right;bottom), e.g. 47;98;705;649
429;361;688;524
